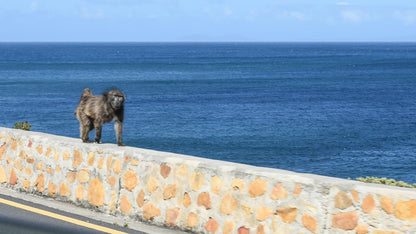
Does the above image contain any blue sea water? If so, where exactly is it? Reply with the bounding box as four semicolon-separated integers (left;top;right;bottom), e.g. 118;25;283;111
1;42;416;183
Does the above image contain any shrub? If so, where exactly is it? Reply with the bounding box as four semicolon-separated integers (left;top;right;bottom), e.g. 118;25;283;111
357;176;416;188
14;121;32;131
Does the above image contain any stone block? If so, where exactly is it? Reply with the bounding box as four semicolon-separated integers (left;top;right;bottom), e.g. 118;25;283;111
231;178;244;191
223;221;235;234
87;152;95;166
0;165;7;183
183;192;191;207
211;176;222;194
163;184;177;200
9;169;17;186
160;164;171;178
362;195;375;213
238;226;250;234
332;211;359;230
248;178;267;197
87;178;105;207
256;206;273;221
78;169;90;183
112;159;122;174
197;192;211;210
302;214;318;233
220;193;237;215
0;142;6;160
124;169;138;191
136;189;145;207
59;182;70;197
165;207;180;226
187;212;198;227
48;181;58;197
147;176;159;193
190;171;205;191
395;200;416;221
205;218;219;233
270;183;287;200
120;195;132;214
34;173;45;192
356;224;369;234
143;202;161;220
335;191;353;210
276;207;298;224
380;196;394;214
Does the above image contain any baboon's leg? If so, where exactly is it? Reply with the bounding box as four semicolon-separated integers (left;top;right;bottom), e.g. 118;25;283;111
115;120;125;146
80;116;93;143
94;120;103;143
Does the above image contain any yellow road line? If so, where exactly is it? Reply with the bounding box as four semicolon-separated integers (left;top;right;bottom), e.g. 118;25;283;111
0;197;127;234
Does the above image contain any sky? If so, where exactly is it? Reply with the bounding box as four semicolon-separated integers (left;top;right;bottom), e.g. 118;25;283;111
0;0;415;42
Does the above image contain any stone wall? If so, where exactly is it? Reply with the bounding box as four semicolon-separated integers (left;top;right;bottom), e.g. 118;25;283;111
0;127;415;233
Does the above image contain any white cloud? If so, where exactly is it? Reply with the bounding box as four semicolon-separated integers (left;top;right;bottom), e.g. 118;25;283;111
336;2;350;6
341;10;362;22
394;10;416;25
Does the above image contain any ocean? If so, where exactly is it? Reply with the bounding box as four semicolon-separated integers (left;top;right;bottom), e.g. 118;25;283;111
1;42;416;183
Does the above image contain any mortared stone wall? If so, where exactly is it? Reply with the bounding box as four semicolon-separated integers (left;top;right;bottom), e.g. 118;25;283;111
0;127;415;233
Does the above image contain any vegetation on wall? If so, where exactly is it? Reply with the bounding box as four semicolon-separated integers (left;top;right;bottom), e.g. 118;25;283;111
14;121;32;131
357;176;416;188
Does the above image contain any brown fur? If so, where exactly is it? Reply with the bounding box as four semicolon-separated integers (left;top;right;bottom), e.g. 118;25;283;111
74;88;126;146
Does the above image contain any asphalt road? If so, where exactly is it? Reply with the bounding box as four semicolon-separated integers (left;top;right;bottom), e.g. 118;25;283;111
0;193;141;234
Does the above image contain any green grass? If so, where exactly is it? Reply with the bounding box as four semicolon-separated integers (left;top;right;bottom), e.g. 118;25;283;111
356;176;416;188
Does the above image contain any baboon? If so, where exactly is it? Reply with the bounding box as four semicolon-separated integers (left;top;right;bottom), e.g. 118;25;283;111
74;88;126;146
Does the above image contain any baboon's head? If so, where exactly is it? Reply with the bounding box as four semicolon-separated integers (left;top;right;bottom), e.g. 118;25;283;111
106;89;125;110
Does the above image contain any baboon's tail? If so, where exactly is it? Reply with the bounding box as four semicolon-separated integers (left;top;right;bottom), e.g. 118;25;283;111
74;88;93;115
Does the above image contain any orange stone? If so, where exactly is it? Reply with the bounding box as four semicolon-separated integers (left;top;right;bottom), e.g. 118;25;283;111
183;192;191;207
332;211;359;230
0;143;6;160
36;145;43;154
28;140;32;147
124;156;131;163
335;191;353;210
356;224;369;234
78;169;90;183
176;164;188;177
73;150;82;167
109;191;117;211
394;200;416;220
98;150;103;154
163;184;177;200
55;166;61;172
11;140;17;151
242;203;253;215
87;152;95;166
257;225;265;234
211;176;222;194
7;157;12;164
9;169;17;186
147;176;159;193
205;218;219;233
160;164;171;178
22;180;31;190
107;176;116;187
13;159;23;171
350;190;359;202
59;182;70;197
97;157;104;169
136;189;145;207
362;195;375;213
54;151;60;161
87;178;105;207
67;171;77;183
34;173;45;192
26;157;34;164
197;192;211;210
380;196;394;214
190;171;205;191
238;226;250;234
120;195;132;214
123;169;138;191
63;152;70;160
270;183;287;200
76;185;84;201
256;206;273;221
165;207;180;226
131;160;139;166
45;147;52;157
36;161;44;171
276;207;298;223
106;155;113;172
231;178;245;191
46;167;53;174
302;214;318;233
248;178;267;197
223;221;235;234
25;167;32;175
6;136;11;142
372;231;397;234
0;165;7;183
220;193;237;215
48;181;58;197
143;202;161;220
187;212;198;227
113;159;122;174
19;150;26;159
292;183;302;195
